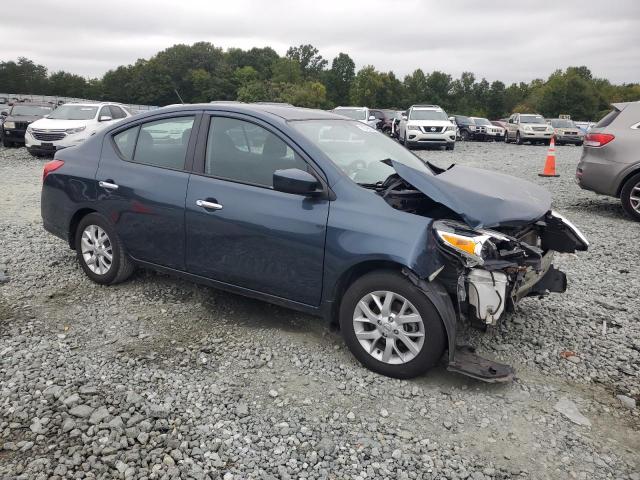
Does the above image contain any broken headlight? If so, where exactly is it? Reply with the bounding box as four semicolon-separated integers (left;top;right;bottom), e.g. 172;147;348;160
433;220;509;266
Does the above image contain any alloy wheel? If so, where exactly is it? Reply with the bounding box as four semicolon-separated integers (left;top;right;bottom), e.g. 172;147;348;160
631;182;640;214
81;224;113;275
352;290;425;364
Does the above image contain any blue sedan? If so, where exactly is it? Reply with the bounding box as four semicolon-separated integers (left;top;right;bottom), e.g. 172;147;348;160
41;103;588;381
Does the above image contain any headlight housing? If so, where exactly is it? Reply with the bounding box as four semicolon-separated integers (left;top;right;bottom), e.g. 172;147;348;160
65;126;86;134
26;125;33;133
407;125;421;131
4;121;15;129
445;125;455;132
523;125;532;131
433;220;508;266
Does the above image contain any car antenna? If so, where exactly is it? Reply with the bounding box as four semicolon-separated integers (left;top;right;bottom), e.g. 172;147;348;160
174;89;185;104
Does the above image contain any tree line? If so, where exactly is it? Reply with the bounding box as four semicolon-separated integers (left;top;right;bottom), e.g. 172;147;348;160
1;42;638;120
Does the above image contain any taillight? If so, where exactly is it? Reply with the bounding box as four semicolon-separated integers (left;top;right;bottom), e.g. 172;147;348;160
42;160;64;183
584;133;615;147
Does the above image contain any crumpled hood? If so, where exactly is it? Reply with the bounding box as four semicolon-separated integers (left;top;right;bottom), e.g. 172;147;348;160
390;160;551;228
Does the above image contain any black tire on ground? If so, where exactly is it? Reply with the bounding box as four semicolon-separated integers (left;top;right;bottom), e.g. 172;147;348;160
339;270;447;379
75;212;135;285
461;130;469;141
516;132;523;145
576;141;583;146
504;132;510;143
556;141;564;146
620;172;640;222
446;143;455;150
544;139;551;146
2;137;14;148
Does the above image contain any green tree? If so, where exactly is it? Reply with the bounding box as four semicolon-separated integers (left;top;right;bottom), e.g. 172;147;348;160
350;65;384;106
271;58;302;84
326;53;355;106
286;44;327;80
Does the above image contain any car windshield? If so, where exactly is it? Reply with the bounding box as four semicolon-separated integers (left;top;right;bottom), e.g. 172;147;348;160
10;105;53;116
456;116;473;124
290;119;433;185
550;119;575;128
520;115;545;124
473;118;491;126
48;105;98;120
334;109;367;121
410;109;448;121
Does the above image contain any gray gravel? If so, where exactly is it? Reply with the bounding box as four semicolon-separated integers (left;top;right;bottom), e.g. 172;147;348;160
1;142;639;479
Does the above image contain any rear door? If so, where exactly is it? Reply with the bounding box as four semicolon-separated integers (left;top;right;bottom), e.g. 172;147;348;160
95;112;201;270
184;113;330;306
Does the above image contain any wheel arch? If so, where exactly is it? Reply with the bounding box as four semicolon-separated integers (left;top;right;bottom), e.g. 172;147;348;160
616;165;640;197
327;259;407;328
68;208;97;249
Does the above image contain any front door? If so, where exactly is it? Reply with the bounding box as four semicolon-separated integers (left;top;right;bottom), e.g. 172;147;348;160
185;114;330;306
95;113;199;270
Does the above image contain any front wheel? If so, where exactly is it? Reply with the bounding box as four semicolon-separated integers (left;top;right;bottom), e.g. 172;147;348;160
75;212;134;285
2;138;14;148
461;130;469;141
446;143;455;150
620;173;640;222
339;271;446;379
504;132;510;143
576;141;583;146
516;132;523;145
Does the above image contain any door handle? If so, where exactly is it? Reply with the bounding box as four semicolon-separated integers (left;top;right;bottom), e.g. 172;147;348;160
98;180;119;190
196;199;223;210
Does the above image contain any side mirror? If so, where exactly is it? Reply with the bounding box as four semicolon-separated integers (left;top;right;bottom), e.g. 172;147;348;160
368;115;376;121
401;114;408;120
1;111;7;116
273;168;322;196
99;115;113;122
448;116;454;122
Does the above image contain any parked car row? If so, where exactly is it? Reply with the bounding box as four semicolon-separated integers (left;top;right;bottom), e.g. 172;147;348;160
1;101;132;156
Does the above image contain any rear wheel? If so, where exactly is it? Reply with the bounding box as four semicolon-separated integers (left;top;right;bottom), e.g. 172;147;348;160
576;141;583;146
339;271;446;379
620;173;640;222
75;213;134;285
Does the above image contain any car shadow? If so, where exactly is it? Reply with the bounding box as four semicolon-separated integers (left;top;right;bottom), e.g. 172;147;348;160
567;197;628;221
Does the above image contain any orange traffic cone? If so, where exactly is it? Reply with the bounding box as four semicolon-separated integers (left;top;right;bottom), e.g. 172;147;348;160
539;136;559;177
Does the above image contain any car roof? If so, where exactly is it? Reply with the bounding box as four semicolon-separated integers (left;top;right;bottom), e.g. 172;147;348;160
153;103;344;121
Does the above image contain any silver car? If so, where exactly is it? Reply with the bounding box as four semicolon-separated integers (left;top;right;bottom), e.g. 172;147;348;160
576;101;640;221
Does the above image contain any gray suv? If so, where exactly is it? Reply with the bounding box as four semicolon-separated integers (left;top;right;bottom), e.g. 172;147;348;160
576;101;640;221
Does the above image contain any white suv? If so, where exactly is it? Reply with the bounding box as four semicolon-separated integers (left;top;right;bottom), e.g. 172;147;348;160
25;102;131;156
398;105;456;150
332;106;379;129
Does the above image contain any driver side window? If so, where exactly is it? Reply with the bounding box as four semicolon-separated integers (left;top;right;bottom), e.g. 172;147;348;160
205;117;308;188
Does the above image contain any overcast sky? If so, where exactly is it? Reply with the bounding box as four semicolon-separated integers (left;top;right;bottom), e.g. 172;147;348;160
2;0;639;84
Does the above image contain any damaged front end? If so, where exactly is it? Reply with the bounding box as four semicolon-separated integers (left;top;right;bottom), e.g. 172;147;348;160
376;164;589;382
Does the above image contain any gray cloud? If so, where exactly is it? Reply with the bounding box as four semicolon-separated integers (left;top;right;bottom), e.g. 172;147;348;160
2;0;639;83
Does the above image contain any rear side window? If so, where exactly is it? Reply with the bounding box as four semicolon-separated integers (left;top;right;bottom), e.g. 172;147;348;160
113;116;194;170
113;127;139;160
595;109;620;128
205;117;307;187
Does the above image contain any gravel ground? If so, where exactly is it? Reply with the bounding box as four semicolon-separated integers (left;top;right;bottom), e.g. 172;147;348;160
0;141;638;480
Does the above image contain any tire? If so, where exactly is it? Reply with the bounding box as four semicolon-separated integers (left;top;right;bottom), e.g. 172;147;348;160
446;143;454;151
516;131;523;145
2;137;13;148
576;141;583;146
339;271;446;379
461;130;469;141
75;212;134;285
620;172;640;222
504;131;510;143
